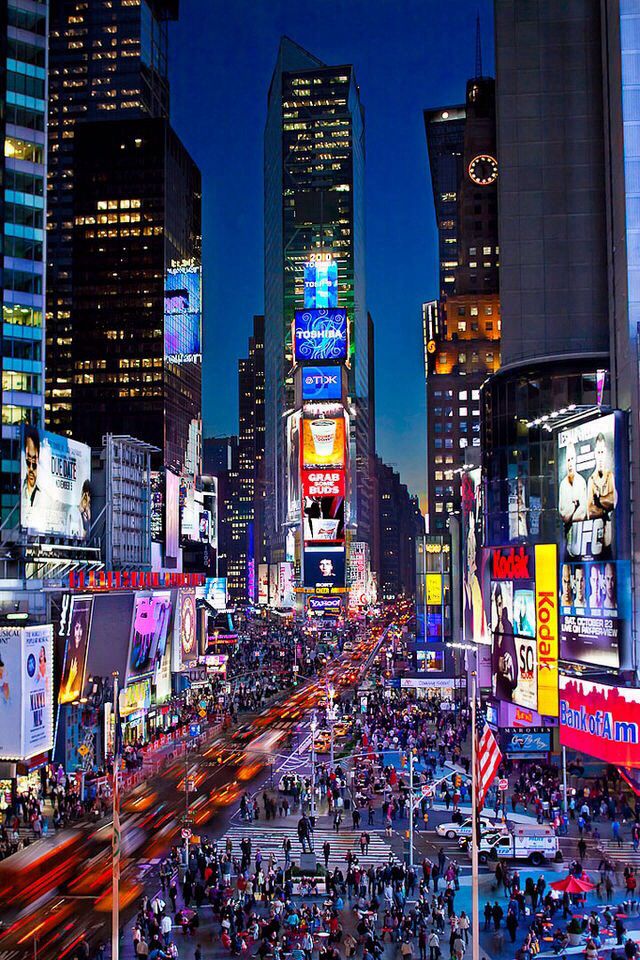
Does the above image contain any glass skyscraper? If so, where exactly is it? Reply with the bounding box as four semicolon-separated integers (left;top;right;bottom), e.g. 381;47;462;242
264;37;371;557
1;0;48;522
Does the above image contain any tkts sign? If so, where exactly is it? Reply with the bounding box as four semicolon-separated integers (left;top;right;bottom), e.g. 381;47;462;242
302;469;345;498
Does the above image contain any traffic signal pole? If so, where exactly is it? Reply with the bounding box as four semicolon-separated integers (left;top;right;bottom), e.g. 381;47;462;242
409;750;414;867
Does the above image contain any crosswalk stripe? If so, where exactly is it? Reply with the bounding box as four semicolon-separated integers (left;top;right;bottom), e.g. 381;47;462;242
218;824;398;869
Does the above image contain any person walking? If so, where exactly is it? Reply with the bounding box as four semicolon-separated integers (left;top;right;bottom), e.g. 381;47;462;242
323;839;331;868
428;930;440;960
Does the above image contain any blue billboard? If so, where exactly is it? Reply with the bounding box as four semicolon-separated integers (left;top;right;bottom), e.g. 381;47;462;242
304;258;338;308
164;263;202;364
301;365;342;401
502;728;551;755
294;309;347;362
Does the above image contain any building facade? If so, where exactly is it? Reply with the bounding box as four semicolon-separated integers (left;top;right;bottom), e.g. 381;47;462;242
375;456;424;601
264;37;372;565
1;0;49;522
424;75;500;534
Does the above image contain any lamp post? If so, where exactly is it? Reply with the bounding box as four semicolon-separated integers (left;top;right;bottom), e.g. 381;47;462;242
310;711;318;823
327;682;336;769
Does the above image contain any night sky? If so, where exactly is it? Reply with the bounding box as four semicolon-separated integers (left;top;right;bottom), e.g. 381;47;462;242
169;0;495;507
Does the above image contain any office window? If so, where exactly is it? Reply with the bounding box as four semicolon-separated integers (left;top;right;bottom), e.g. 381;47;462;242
472;390;480;400
485;305;493;315
469;247;476;255
458;321;466;332
435;471;443;480
483;246;491;255
470;305;478;316
459;407;467;416
457;306;465;316
458;391;467;400
458;353;466;363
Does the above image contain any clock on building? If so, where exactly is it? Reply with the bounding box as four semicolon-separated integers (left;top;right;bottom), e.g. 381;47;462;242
468;154;498;185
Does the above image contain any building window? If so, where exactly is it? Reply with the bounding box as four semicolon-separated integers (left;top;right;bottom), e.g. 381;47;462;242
458;321;466;332
472;390;480;400
470;305;478;316
457;306;465;316
485;305;493;315
469;247;476;255
459;407;467;416
458;353;466;363
458;391;467;400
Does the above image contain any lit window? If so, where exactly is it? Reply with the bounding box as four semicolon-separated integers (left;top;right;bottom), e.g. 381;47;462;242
470;306;478;316
458;321;466;332
483;246;491;255
458;391;467;400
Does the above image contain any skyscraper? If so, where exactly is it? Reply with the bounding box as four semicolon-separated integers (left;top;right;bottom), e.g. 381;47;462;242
424;75;500;533
46;0;178;435
264;38;372;564
1;0;49;522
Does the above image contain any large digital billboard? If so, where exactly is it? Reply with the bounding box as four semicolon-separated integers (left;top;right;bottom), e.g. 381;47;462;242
294;309;347;362
559;559;630;668
303;546;346;590
127;593;172;681
302;469;345;542
279;562;295;608
302;417;345;468
557;413;622;561
559;676;640;767
301;366;342;402
164;262;202;364
165;470;180;559
59;596;93;704
461;469;490;645
304;255;338;309
286;413;301;524
258;564;269;606
21;427;91;540
178;589;197;664
0;625;54;760
204;577;227;611
534;544;559;717
487;546;538;711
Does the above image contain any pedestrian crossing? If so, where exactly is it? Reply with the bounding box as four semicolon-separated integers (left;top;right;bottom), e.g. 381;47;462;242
590;838;640;870
219;823;398;871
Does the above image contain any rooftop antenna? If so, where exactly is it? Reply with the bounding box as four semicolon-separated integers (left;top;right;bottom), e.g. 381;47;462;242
475;10;483;78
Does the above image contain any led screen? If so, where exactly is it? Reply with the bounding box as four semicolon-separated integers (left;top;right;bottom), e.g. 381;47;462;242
127;593;172;681
302;418;345;468
302;469;345;542
304;257;338;309
21;427;91;540
164;263;202;364
303;546;346;590
59;596;93;705
301;366;342;402
294;309;347;362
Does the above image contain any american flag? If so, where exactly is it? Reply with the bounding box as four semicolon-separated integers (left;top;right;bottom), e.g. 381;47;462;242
112;687;123;883
476;720;502;811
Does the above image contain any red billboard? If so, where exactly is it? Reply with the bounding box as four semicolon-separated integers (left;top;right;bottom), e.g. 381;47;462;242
559;676;640;767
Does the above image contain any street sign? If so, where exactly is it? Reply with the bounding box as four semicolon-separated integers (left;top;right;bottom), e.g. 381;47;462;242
78;744;90;758
199;699;207;709
181;828;192;840
421;784;432;797
189;723;201;738
198;709;207;718
498;778;509;791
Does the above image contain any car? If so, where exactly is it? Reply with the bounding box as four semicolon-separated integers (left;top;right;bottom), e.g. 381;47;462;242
436;816;498;840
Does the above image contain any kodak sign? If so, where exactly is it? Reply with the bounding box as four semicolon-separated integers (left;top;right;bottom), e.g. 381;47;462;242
535;544;559;717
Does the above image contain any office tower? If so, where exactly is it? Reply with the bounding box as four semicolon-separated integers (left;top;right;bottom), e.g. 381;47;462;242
264;38;372;562
69;117;201;471
424;75;500;533
1;1;48;522
202;436;237;581
375;456;424;600
227;316;266;601
46;0;178;435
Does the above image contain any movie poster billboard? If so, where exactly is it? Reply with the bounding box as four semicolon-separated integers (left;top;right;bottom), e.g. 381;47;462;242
279;562;295;608
557;413;624;561
286;413;301;524
23;625;54;757
461;469;489;645
304;256;338;309
559;676;640;767
127;593;172;681
20;427;91;540
294;308;347;362
559;559;630;668
303;546;346;591
302;469;345;542
0;627;23;758
487;546;538;710
59;596;94;704
258;564;269;606
269;564;280;607
301;366;342;402
302;417;345;468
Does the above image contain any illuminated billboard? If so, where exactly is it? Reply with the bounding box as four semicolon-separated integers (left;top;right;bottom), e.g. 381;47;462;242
303;545;346;591
559;676;640;767
286;413;301;524
294;308;347;362
204;577;227;611
302;417;345;468
304;255;338;309
178;589;197;664
534;544;559;717
461;469;489;645
59;596;93;704
557;413;622;561
559;559;631;668
20;427;91;540
487;546;537;711
308;595;342;617
302;469;345;542
0;625;54;761
258;564;269;606
164;262;202;364
127;593;172;681
279;562;295;608
301;366;342;402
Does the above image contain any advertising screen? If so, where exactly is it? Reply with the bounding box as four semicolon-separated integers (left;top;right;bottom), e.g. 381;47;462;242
304;256;338;308
269;564;280;607
20;427;91;540
164;263;202;364
559;559;630;668
488;546;538;710
461;469;489;645
127;593;172;681
302;417;345;468
416;648;444;673
302;469;345;542
204;577;227;611
178;589;197;664
304;546;346;590
286;413;301;524
120;679;151;717
294;308;347;362
301;366;342;402
426;574;442;605
258;564;269;606
279;562;295;608
165;470;180;559
308;595;343;617
59;596;93;705
557;413;622;561
502;728;551;756
535;544;559;717
559;676;640;767
0;627;22;758
150;471;164;542
23;625;54;758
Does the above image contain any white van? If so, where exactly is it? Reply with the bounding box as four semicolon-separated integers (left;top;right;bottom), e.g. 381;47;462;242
461;823;562;867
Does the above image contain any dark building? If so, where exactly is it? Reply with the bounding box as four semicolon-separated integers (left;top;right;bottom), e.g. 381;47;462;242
227;316;266;602
202;435;238;582
424;74;500;533
375;456;424;600
69;117;201;471
264;37;373;559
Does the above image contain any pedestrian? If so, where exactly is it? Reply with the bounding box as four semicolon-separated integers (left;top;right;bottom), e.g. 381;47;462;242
323;839;331;868
428;930;440;960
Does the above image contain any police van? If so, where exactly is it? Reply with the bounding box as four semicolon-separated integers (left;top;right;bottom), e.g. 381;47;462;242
460;822;562;867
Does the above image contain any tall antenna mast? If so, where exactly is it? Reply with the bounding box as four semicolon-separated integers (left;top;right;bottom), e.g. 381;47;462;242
475;11;483;78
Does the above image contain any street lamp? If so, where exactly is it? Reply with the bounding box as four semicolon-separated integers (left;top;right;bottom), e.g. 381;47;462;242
309;711;318;822
327;682;336;768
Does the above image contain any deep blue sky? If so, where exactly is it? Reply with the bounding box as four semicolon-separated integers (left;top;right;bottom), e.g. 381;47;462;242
169;0;494;506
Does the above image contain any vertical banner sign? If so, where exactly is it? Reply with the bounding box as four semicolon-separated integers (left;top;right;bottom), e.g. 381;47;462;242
535;544;559;717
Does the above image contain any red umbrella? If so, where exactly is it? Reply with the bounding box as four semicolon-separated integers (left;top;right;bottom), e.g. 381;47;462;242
550;874;595;893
